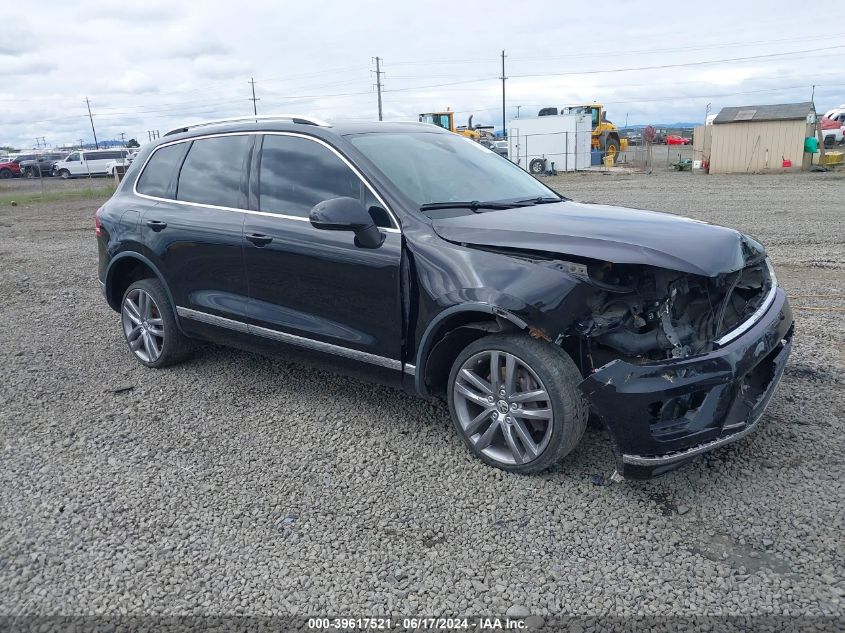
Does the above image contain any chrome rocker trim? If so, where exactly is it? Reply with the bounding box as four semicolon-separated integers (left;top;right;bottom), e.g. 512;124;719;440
176;306;406;372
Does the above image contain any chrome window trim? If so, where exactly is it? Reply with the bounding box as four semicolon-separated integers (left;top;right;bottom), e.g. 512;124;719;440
132;131;400;233
713;259;778;347
176;307;402;371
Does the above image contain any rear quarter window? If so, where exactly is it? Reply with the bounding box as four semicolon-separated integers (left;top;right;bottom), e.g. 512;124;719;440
136;143;189;199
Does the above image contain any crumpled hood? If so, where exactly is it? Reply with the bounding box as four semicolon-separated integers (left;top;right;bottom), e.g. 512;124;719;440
431;200;764;277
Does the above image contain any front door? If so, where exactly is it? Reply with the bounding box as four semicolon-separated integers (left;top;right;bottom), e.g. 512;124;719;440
136;134;253;327
63;152;84;176
242;133;403;371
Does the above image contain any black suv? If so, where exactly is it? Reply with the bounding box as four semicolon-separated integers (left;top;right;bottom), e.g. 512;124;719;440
96;115;793;479
19;153;64;178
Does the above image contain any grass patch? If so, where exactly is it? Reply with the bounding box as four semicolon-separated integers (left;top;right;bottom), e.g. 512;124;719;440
0;184;116;206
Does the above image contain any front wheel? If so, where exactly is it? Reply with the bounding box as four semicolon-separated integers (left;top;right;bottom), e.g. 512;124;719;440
605;137;620;160
447;333;588;473
58;169;71;179
0;168;12;179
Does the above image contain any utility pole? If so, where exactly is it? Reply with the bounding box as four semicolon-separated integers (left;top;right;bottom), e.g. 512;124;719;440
625;112;629;128
810;84;815;103
249;77;260;116
120;132;126;146
516;105;521;118
78;138;85;149
373;57;384;121
85;97;99;149
500;50;507;137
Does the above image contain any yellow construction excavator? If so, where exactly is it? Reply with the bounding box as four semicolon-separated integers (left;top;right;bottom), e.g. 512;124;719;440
419;110;481;141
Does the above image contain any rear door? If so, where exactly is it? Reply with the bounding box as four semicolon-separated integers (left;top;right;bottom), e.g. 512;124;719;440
242;132;403;371
136;134;252;328
88;151;117;174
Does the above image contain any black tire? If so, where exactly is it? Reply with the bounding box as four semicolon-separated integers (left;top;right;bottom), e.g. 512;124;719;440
0;168;12;179
25;167;36;178
447;333;588;474
58;169;71;179
528;158;546;175
605;137;620;160
120;277;192;368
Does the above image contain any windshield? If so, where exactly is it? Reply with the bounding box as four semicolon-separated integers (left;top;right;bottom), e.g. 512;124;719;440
348;132;556;209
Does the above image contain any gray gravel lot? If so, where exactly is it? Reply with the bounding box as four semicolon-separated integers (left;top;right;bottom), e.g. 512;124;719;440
0;170;843;620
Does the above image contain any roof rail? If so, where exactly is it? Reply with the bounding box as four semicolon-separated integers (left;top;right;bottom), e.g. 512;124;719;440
164;114;331;137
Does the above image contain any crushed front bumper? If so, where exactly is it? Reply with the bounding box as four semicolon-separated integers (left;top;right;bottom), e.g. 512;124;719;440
580;288;793;479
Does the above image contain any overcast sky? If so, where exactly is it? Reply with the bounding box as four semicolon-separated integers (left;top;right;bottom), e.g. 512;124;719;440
2;0;844;149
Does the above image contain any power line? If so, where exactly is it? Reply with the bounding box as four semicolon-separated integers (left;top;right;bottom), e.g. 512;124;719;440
510;45;845;79
508;32;845;63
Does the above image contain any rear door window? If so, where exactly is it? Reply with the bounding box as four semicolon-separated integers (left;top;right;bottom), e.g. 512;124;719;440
136;143;189;199
258;134;377;221
177;135;251;208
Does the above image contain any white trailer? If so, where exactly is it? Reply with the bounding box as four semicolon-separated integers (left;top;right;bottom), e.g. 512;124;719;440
507;113;592;173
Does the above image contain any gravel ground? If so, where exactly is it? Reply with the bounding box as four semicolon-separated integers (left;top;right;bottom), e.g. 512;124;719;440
0;171;843;622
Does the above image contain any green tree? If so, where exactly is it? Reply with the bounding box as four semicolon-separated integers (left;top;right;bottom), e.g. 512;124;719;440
126;138;140;148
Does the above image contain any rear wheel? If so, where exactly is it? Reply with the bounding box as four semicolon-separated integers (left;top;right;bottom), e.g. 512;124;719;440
447;334;588;473
120;278;191;368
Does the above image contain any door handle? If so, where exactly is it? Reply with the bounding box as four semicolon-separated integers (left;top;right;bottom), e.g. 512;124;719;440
245;233;273;247
146;220;168;232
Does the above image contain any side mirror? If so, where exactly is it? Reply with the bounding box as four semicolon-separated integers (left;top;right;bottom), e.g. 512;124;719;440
309;197;385;249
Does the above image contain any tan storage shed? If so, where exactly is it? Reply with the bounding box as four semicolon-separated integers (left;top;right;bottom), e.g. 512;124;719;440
708;102;815;174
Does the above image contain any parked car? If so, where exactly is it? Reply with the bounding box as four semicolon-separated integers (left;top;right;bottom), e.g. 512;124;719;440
492;139;509;157
96;115;792;479
0;154;39;179
0;158;22;179
19;153;65;178
53;148;132;178
820;116;845;148
623;130;642;146
103;157;133;177
665;135;691;145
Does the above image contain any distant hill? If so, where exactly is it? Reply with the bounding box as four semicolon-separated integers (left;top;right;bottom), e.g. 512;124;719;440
620;122;700;130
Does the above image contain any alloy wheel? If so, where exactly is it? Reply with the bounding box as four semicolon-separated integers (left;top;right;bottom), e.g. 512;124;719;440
121;288;165;363
453;350;554;465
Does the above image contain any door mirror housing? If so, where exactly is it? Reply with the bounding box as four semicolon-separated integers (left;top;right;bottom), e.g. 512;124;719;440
309;197;385;249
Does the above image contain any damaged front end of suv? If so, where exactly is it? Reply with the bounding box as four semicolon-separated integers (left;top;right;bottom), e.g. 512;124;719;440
429;201;793;479
568;255;791;477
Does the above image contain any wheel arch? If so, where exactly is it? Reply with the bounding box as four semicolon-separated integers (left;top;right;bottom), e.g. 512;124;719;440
414;303;527;398
105;252;176;318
